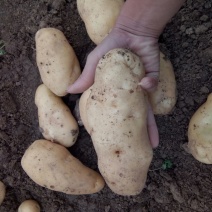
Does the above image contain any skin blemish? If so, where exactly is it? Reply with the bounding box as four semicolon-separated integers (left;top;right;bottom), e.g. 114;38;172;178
115;150;121;157
71;129;78;136
50;185;55;189
47;71;50;74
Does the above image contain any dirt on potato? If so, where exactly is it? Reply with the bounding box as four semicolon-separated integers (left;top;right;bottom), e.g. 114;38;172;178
0;0;212;211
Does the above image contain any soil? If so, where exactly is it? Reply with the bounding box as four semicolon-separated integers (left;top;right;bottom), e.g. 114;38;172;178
0;0;212;211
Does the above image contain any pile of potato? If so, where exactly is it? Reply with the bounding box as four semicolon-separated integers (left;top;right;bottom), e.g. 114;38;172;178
19;0;179;198
21;28;105;196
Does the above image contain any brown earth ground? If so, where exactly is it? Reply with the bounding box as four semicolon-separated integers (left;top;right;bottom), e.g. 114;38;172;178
0;0;212;211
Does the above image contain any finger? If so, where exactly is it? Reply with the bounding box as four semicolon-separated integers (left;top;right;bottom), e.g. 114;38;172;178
138;75;158;92
67;31;125;94
130;37;160;91
147;101;159;148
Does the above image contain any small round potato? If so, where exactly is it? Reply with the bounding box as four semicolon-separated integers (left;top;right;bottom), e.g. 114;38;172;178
188;93;212;164
0;181;6;205
77;0;124;44
18;200;40;212
36;28;81;96
148;52;177;115
35;84;79;147
21;139;105;195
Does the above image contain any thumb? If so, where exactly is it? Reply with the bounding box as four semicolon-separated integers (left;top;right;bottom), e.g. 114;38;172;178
67;33;123;94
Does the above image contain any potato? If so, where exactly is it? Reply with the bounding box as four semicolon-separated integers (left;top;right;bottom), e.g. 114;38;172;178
148;52;177;115
80;48;153;195
77;0;124;44
36;28;81;96
21;139;105;195
0;181;6;205
35;84;79;147
18;200;40;212
188;93;212;164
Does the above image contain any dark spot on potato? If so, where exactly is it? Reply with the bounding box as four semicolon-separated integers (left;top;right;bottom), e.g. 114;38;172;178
47;71;50;74
39;168;41;171
128;146;131;148
113;94;117;98
72;136;77;143
71;129;78;136
91;95;95;100
119;173;123;177
40;62;43;65
115;150;121;157
54;34;56;37
129;89;134;93
50;185;55;189
61;124;63;127
117;50;125;56
111;182;116;185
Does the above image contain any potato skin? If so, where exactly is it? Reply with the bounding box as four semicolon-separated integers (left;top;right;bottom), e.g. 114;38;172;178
188;93;212;164
36;28;81;96
81;49;153;195
0;181;6;205
35;84;78;147
18;200;40;212
21;139;105;195
77;0;124;44
148;52;177;115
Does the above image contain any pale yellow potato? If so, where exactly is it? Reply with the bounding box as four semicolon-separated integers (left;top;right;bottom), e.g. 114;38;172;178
36;28;81;96
21;139;105;195
18;200;40;212
188;93;212;164
0;181;6;205
35;84;79;147
148;52;177;115
77;0;124;44
80;48;153;195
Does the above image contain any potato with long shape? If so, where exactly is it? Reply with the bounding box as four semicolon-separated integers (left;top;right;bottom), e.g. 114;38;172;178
36;28;81;96
21;139;105;195
35;84;78;148
80;48;153;195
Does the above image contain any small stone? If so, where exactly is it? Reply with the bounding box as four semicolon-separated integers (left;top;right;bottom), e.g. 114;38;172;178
185;27;193;35
200;15;209;21
180;25;186;32
195;25;208;34
182;42;189;48
169;183;184;203
200;86;209;94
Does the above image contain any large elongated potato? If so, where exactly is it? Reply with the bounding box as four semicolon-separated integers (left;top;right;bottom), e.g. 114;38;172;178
36;28;81;96
188;93;212;164
148;52;177;115
35;84;78;147
80;48;153;195
77;0;124;44
21;139;105;195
